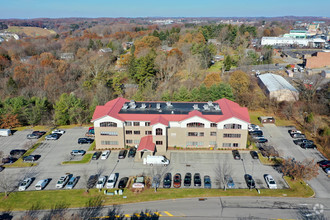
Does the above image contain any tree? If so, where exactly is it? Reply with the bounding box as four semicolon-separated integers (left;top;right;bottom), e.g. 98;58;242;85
203;73;221;87
132;52;157;87
280;158;319;180
0;170;17;197
24;97;50;126
229;70;251;98
0;113;21;128
223;55;232;71
214;161;232;190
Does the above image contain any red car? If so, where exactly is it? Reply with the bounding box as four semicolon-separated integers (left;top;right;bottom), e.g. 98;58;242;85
317;160;330;168
173;173;181;188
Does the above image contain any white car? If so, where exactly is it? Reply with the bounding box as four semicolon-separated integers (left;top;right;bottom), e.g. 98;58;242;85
96;176;106;188
248;124;260;132
106;173;117;189
100;150;110;160
35;179;49;190
52;129;65;135
56;175;70;188
18;178;32;191
264;174;277;189
65;176;78;189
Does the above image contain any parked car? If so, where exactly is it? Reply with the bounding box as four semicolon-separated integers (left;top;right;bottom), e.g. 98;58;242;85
324;167;330;174
204;175;211;189
56;174;70;188
118;177;129;189
224;175;235;189
78;138;94;144
66;176;78;189
300;143;317;149
128;148;136;158
184;173;192;187
118;150;127;159
264;174;277;189
249;130;263;136
0;166;4;172
255;138;268;143
293;139;314;145
18;178;33;191
32;131;46;136
288;129;301;135
71;150;86;156
10;149;26;157
35;179;49;190
232;150;241;160
87;175;99;189
45;133;61;140
52;129;65;135
152;174;161;189
173;173;181;188
2;157;16;164
244;174;255;189
290;133;306;139
248;124;260;132
23;155;39;162
96;176;107;189
163;173;172;188
106;173;117;189
250;151;259;159
317;160;330;168
92;151;101;160
27;133;41;139
193;173;201;187
100;150;110;160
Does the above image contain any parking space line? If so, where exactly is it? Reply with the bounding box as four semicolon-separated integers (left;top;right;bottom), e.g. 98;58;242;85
163;211;174;216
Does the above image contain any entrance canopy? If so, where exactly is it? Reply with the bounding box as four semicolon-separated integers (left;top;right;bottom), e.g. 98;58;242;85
137;135;155;152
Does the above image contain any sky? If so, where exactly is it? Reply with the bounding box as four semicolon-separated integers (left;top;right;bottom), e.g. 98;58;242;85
1;0;329;19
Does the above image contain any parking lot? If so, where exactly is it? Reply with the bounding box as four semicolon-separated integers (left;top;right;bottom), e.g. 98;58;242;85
1;126;289;192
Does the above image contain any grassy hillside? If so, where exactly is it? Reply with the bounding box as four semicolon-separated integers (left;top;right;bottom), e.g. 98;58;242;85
7;26;56;37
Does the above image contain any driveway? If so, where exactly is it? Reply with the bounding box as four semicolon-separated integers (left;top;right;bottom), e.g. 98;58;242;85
261;124;330;198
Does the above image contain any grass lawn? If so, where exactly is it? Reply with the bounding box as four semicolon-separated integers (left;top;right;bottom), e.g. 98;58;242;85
62;154;93;165
249;110;295;127
258;154;283;166
88;142;96;151
0;177;314;211
208;61;223;72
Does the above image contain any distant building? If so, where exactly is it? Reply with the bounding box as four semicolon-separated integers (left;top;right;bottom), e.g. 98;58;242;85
213;55;224;62
258;73;299;102
122;42;133;51
98;48;112;54
208;39;221;46
161;45;173;52
261;37;325;48
60;53;74;60
283;30;308;39
321;70;330;78
304;52;330;69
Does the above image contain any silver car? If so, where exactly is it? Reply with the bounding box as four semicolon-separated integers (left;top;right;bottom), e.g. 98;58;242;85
65;176;78;189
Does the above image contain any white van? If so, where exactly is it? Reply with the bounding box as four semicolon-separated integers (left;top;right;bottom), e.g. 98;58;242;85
35;179;49;190
143;155;170;166
106;173;117;188
0;129;11;137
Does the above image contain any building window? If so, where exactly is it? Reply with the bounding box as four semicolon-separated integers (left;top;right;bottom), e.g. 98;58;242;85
145;131;152;135
211;123;217;127
101;141;118;145
156;141;163;145
156;128;163;135
100;122;117;127
126;140;133;144
188;132;198;136
145;122;150;126
223;134;241;138
187;122;205;128
100;131;118;136
222;143;232;147
125;122;132;126
133;122;140;126
186;141;204;146
134;140;140;144
134;130;140;135
210;132;217;136
233;143;239;147
209;141;217;145
126;130;132;135
224;123;242;129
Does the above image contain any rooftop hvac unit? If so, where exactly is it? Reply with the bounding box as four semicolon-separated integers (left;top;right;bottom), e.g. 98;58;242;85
193;104;199;110
156;103;161;110
140;103;146;109
166;101;173;107
129;100;135;106
122;104;129;110
203;104;210;110
214;105;221;111
130;104;136;109
208;101;214;106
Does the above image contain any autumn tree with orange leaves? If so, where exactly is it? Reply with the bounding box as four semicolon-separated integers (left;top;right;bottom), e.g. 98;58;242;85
280;158;319;180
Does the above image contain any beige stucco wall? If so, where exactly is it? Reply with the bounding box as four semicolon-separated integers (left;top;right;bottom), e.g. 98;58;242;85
95;127;125;150
270;89;299;102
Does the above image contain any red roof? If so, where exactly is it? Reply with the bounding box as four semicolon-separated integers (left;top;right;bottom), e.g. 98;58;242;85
91;97;250;123
137;135;155;152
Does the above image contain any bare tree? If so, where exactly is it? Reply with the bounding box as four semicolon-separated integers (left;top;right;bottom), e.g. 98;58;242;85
214;160;232;190
20;203;42;220
76;196;104;220
41;202;70;220
280;158;319;180
0;170;18;197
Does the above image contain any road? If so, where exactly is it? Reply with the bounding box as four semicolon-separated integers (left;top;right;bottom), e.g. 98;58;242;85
8;197;330;219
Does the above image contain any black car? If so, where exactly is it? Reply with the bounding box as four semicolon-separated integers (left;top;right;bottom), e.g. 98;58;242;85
250;151;259;159
2;157;16;164
23;155;40;162
78;138;94;144
27;133;41;139
184;172;192;187
118;150;127;159
10;149;26;157
249;130;263;136
128;148;136;158
293;139;313;145
193;173;201;187
232;150;241;160
255;138;268;143
87;175;99;188
317;160;330;168
300;143;317;149
163;173;172;188
92;151;101;160
118;177;129;189
32;131;46;136
244;174;255;189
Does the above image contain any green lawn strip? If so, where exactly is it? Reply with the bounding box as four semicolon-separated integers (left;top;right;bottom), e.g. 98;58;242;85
3;143;41;168
88;142;96;151
258;153;283;166
0;177;314;211
62;154;93;164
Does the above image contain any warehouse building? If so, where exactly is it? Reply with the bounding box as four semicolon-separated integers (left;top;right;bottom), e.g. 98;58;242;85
91;97;250;152
258;73;299;102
